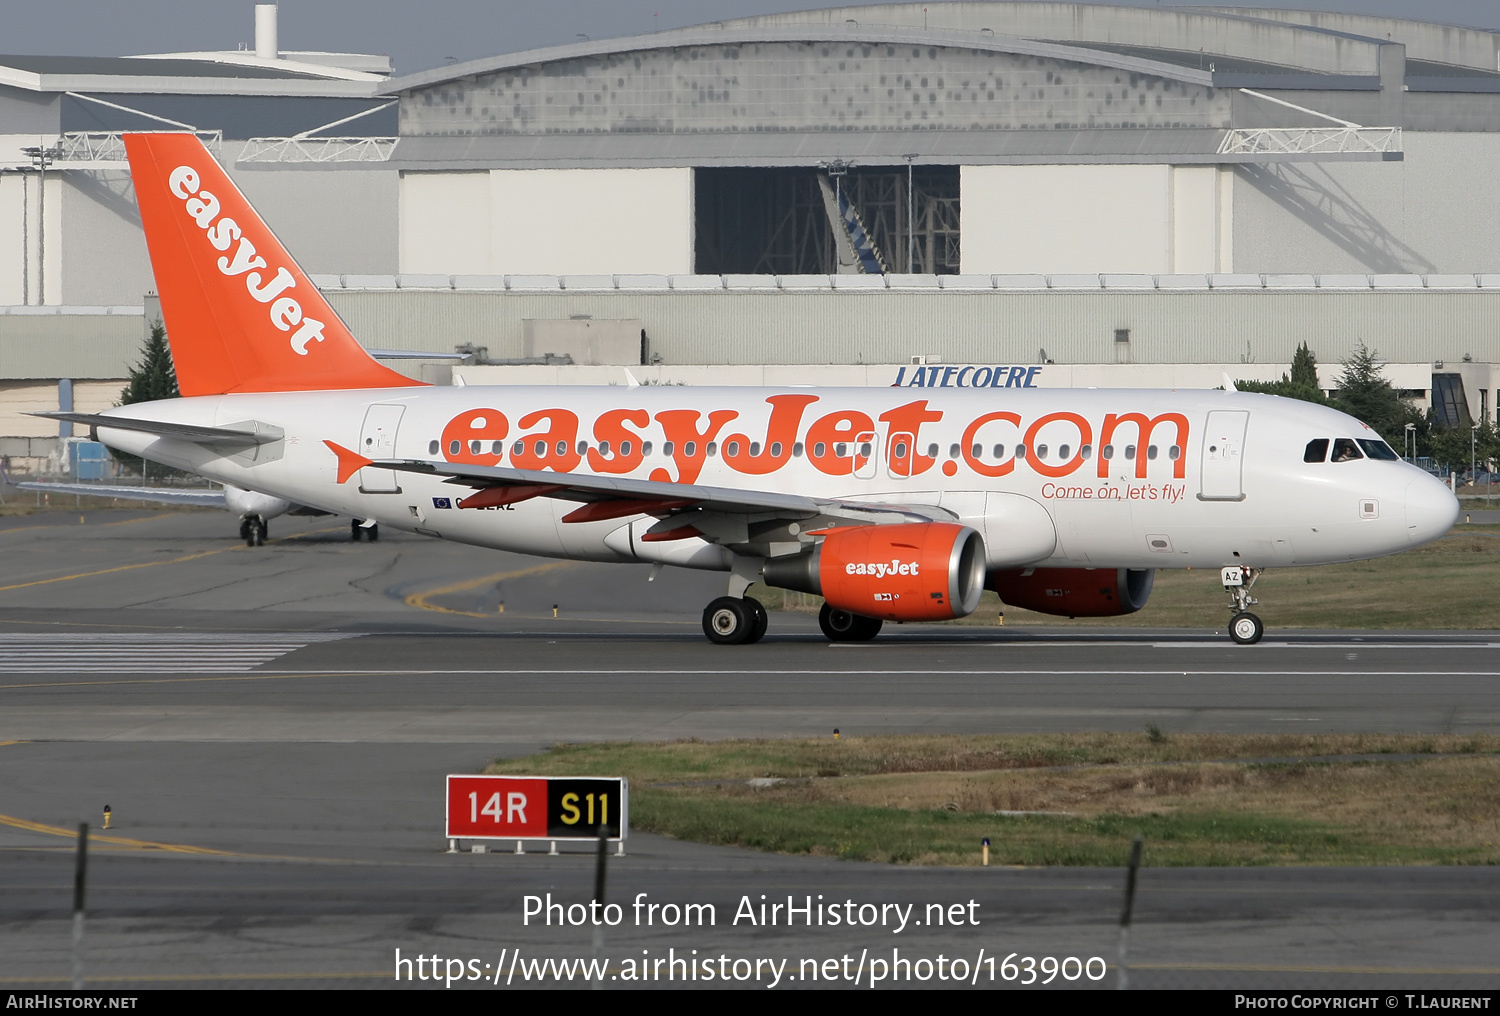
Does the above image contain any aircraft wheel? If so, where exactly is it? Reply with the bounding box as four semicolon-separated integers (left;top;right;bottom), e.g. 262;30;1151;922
819;603;883;642
745;596;768;644
703;597;756;645
367;524;379;543
1229;611;1264;646
350;519;363;541
239;519;251;542
252;520;268;547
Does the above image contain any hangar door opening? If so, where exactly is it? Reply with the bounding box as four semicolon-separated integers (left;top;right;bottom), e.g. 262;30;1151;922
694;167;959;276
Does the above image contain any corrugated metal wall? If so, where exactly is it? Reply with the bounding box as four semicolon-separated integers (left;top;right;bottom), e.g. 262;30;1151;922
0;311;143;378
323;288;1500;368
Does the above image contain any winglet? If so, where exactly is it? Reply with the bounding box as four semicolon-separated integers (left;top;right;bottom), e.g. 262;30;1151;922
1222;372;1239;392
624;369;641;389
324;440;373;484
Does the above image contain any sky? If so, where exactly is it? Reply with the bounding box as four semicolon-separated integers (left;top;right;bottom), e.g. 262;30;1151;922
3;1;1498;75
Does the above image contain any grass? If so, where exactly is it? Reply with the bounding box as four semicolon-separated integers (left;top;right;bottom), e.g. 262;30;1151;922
490;733;1500;867
749;524;1500;630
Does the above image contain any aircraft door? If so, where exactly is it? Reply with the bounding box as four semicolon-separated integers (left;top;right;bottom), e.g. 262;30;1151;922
854;431;878;479
358;404;406;493
886;432;914;478
1199;410;1249;501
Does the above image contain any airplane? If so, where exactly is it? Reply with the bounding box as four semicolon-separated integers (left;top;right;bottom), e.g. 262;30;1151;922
32;132;1460;645
1;471;374;546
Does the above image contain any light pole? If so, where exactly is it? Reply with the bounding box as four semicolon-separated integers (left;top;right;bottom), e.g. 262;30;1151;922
1404;422;1416;463
1472;423;1479;486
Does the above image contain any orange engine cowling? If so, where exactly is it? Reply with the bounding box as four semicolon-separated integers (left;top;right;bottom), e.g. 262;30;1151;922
989;567;1154;618
761;522;987;621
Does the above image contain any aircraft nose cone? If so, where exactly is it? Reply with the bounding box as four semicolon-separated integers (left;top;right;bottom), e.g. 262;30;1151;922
1404;473;1459;547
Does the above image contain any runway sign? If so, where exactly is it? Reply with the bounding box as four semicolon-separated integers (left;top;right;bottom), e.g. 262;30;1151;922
446;775;627;841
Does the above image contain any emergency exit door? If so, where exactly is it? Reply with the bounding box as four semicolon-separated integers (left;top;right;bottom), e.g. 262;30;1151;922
358;404;405;493
1199;410;1249;501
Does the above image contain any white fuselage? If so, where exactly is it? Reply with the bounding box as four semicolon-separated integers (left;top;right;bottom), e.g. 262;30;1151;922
93;385;1458;574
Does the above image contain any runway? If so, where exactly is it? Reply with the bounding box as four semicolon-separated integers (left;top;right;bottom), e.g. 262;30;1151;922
0;508;1497;989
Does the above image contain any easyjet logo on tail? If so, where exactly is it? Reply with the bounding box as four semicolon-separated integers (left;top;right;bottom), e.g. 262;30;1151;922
167;165;327;357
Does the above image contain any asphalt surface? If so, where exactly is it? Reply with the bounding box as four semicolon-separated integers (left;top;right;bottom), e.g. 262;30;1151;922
0;506;1497;990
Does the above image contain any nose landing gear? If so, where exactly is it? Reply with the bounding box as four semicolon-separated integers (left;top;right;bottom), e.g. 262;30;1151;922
1222;566;1264;645
351;519;379;542
239;515;268;547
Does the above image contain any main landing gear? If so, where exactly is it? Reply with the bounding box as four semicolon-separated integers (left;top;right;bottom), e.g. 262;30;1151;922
239;515;268;547
702;596;768;645
351;519;379;542
1222;566;1264;645
818;603;883;643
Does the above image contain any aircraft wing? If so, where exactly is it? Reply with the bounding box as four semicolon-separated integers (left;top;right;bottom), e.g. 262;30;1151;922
9;481;227;508
372;455;950;545
27;412;284;446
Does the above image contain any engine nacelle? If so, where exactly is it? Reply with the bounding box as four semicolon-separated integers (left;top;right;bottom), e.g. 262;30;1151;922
762;522;987;621
989;567;1154;617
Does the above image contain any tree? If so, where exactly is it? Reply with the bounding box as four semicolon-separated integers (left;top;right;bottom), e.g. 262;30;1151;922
1289;341;1319;390
1330;342;1423;447
1235;342;1328;405
119;319;179;406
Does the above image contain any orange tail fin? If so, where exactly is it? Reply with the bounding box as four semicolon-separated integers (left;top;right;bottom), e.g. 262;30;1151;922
124;132;420;396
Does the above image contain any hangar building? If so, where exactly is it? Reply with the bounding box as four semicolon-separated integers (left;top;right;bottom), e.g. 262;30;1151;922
1;3;1497;470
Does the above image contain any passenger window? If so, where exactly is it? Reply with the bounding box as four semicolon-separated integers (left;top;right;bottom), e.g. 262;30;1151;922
1124;445;1136;460
1357;439;1399;461
685;441;697;457
575;441;587;454
1146;445;1158;460
948;443;960;458
971;444;982;458
723;441;737;456
511;440;523;455
707;442;718;457
662;441;673;456
599;440;611;456
750;442;762;456
1331;438;1363;462
792;442;804;457
429;440;440;455
927;443;939;458
1304;439;1328;463
1058;444;1071;459
642;441;653;456
1168;445;1180;460
1036;444;1048;459
1102;445;1114;460
835;442;848;457
469;439;481;454
1081;445;1092;459
1015;445;1027;459
813;442;827;457
992;444;1005;458
492;441;503;455
770;442;782;457
620;440;631;456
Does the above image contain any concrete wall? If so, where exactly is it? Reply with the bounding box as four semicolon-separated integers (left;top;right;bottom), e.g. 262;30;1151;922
233;166;398;277
0;171;61;306
399;168;693;276
59;171;151;308
961;164;1226;274
1233;133;1500;275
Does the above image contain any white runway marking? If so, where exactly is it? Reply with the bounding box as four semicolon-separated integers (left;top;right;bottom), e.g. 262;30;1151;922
0;633;359;673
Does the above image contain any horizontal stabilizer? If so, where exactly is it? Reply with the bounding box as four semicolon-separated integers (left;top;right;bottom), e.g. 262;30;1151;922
9;481;226;507
29;412;284;446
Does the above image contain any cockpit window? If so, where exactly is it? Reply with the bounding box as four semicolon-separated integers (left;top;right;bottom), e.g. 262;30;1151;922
1357;439;1399;461
1331;438;1364;462
1304;439;1329;463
